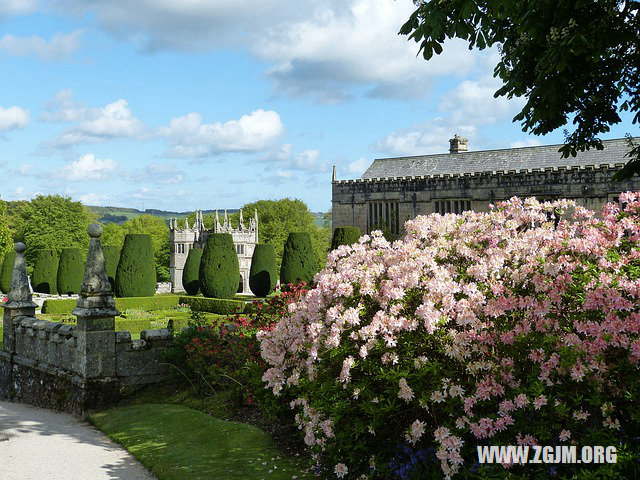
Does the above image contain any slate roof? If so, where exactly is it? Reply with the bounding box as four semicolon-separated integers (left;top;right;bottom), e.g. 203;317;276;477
361;138;633;179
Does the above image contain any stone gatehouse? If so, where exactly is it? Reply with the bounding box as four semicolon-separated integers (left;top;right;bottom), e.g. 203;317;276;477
332;136;640;235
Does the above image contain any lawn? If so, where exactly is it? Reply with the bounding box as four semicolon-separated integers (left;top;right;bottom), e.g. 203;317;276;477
90;403;315;480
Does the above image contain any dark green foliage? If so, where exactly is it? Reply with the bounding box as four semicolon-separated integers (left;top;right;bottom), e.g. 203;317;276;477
32;249;59;294
0;250;16;294
249;244;277;297
41;295;181;314
182;247;203;296
103;246;121;291
330;226;362;251
199;233;240;299
56;248;85;295
280;232;317;286
115;234;157;298
179;296;246;315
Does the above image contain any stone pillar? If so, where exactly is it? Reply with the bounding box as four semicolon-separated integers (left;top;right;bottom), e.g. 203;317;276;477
2;243;37;354
72;224;120;379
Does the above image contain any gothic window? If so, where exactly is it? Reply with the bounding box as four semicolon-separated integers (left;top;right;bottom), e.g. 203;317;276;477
367;201;399;235
434;199;471;214
236;244;245;255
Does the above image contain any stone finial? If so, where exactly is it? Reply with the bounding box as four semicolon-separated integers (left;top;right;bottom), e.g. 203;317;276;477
449;134;469;153
238;209;245;230
223;210;229;229
72;224;119;318
4;242;37;310
332;165;337;182
184;217;190;229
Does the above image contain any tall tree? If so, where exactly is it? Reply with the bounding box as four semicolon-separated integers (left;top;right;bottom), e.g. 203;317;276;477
400;0;640;177
0;199;13;262
121;215;170;282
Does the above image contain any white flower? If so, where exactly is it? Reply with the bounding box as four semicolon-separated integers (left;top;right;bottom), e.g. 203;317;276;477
405;419;426;444
334;463;348;478
398;378;414;403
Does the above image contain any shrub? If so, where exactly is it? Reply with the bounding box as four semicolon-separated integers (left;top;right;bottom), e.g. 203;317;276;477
182;247;203;296
330;226;361;251
179;296;245;315
279;232;317;286
41;295;181;314
199;233;240;299
0;250;15;294
259;196;640;479
56;248;85;295
103;245;121;291
249;244;277;297
32;249;59;294
115;234;156;297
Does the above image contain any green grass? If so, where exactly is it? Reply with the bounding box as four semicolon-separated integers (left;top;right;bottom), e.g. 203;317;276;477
89;404;315;480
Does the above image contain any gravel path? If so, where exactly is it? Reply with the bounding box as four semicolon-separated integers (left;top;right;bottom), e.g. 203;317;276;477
0;401;155;480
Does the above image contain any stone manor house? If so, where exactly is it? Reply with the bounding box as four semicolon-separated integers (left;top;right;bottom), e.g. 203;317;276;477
169;209;258;293
332;136;640;235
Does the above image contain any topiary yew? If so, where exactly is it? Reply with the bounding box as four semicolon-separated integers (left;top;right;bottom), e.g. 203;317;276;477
103;245;121;291
115;234;156;297
32;249;59;294
280;232;317;286
330;226;361;251
249;244;277;297
182;246;203;296
0;250;15;293
199;233;239;299
56;247;85;294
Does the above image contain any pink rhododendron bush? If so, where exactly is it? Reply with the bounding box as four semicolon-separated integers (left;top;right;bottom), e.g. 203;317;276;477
258;195;640;479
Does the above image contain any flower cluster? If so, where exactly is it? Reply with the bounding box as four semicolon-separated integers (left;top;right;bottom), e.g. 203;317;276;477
259;194;640;478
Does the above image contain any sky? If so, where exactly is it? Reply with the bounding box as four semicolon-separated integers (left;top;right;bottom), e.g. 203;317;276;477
1;0;636;213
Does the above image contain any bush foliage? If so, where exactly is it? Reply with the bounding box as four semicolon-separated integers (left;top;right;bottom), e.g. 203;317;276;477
249;244;277;297
199;233;240;300
32;249;59;294
330;226;361;251
0;250;16;294
182;247;203;296
115;234;157;298
179;296;245;315
41;295;181;314
103;245;121;291
56;248;85;295
280;232;317;286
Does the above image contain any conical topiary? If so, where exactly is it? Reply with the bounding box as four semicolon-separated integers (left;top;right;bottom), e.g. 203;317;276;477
115;234;156;297
330;226;362;251
249;244;277;297
0;250;16;294
103;245;121;291
56;248;85;294
32;249;59;294
280;232;317;286
182;246;203;296
199;233;239;299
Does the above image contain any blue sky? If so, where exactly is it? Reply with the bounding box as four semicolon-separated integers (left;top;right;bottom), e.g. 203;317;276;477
1;1;636;213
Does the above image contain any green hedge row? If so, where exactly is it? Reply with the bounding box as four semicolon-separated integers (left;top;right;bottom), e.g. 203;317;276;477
179;296;246;315
41;295;181;315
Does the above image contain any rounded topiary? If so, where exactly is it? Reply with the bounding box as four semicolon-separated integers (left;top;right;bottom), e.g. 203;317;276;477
280;232;317;286
182;247;203;296
0;250;16;294
330;226;362;251
249;244;277;297
115;234;157;297
56;248;85;294
103;245;121;291
199;233;240;299
32;249;59;294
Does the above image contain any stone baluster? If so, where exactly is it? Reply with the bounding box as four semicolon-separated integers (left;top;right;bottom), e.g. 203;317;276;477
72;224;120;379
2;242;37;354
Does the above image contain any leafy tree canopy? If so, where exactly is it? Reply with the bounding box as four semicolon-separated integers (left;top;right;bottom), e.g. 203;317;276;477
0;198;13;262
401;0;640;176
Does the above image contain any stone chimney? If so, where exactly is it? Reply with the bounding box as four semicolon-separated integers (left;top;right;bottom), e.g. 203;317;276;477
449;134;469;153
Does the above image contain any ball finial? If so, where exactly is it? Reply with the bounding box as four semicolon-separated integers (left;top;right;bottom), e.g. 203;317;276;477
87;223;103;238
14;242;26;253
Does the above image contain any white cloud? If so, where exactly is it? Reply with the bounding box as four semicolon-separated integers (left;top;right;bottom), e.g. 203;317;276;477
0;0;37;15
510;138;542;148
160;109;284;157
18;164;35;175
0;31;82;60
346;157;369;175
0;105;29;131
77;193;111;205
58;153;117;181
125;162;185;185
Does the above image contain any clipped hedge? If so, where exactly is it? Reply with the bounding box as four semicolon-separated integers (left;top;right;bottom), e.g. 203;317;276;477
32;249;59;294
179;296;245;315
182;247;203;296
103;245;121;291
0;250;16;294
249;244;277;297
41;295;181;315
199;233;240;299
56;248;85;295
115;234;156;298
280;232;317;286
330;226;361;251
